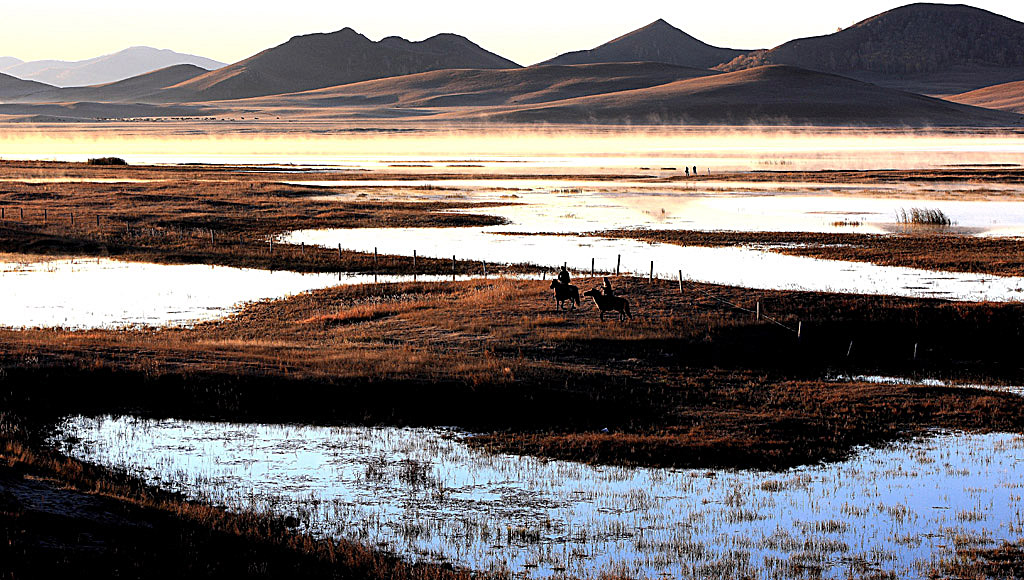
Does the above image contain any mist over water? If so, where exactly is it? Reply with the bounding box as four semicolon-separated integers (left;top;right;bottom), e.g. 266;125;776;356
2;125;1023;170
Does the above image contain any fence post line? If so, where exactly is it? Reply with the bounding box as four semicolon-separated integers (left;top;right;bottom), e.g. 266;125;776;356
70;212;74;226
591;257;595;277
616;254;621;276
20;207;24;220
96;214;100;228
338;243;342;260
43;208;47;225
649;261;654;283
452;255;456;281
413;249;417;273
678;270;683;293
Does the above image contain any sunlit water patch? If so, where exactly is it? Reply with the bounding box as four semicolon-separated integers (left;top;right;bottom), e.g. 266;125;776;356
295;180;1024;236
52;417;1024;579
0;256;480;329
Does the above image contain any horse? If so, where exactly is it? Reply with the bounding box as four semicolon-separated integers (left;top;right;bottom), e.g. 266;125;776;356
583;288;633;321
549;280;580;311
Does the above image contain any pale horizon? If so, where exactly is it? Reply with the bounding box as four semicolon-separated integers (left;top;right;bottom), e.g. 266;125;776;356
4;0;1024;68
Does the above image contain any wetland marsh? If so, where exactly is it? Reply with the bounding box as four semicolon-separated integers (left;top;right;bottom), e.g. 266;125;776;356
3;126;1024;579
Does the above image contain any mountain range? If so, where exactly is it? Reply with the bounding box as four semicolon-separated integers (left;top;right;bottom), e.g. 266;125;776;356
1;3;1023;127
0;47;224;87
155;28;519;102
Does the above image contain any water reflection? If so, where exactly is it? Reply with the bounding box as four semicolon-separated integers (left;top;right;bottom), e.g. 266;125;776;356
53;416;1024;579
0;256;483;329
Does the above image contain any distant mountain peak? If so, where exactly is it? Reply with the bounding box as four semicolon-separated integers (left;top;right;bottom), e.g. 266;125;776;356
160;26;520;101
539;19;749;69
715;2;1024;94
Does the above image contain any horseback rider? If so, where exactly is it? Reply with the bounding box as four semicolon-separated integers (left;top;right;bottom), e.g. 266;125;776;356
557;265;571;286
602;276;615;297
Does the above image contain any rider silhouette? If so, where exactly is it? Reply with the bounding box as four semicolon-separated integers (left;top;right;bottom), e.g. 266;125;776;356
557;265;571;285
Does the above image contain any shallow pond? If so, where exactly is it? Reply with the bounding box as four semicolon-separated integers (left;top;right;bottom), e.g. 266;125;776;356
292;178;1024;236
0;256;482;329
52;416;1024;579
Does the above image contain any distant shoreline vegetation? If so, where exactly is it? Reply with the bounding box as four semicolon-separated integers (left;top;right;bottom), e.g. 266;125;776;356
87;157;128;166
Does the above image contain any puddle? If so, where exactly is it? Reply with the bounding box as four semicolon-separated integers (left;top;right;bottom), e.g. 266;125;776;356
52;416;1024;579
282;227;1024;303
0;256;486;329
834;374;1024;398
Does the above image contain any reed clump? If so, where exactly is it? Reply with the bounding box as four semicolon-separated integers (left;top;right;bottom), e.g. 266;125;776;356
896;207;952;226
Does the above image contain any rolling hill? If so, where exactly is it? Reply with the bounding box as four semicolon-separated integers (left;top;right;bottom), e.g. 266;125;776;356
716;3;1024;95
948;80;1024;113
539;19;748;69
0;101;219;122
8;65;211;104
467;65;1023;126
158;28;520;102
231;62;717;109
0;72;53;100
0;47;224;87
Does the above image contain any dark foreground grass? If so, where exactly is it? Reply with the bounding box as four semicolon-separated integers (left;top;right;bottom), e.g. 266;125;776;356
0;415;480;580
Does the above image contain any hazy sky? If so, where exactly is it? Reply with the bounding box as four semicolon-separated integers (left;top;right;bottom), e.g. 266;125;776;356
4;1;1024;66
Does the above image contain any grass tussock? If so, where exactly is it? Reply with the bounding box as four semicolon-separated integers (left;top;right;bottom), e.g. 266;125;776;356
896;207;952;226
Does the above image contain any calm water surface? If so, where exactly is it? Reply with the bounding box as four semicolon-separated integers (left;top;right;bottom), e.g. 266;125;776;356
53;416;1024;579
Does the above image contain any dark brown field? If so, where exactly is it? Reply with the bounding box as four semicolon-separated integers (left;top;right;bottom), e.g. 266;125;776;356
2;160;1023;578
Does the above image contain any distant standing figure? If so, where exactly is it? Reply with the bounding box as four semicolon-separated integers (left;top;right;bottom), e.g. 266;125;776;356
685;167;690;177
602;276;615;297
557;265;571;286
693;166;697;175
